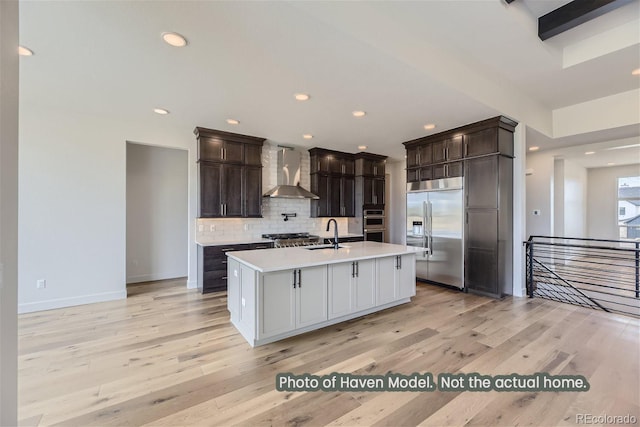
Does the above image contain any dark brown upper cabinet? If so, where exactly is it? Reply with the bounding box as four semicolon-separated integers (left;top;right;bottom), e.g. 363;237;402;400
355;153;386;177
432;135;463;163
310;148;355;176
402;116;517;184
195;127;265;218
309;148;356;217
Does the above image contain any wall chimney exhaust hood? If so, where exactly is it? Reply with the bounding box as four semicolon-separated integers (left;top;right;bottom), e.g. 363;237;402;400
263;146;319;199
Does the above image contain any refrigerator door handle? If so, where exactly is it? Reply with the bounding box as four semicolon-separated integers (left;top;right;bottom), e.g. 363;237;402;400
429;201;434;255
422;201;429;253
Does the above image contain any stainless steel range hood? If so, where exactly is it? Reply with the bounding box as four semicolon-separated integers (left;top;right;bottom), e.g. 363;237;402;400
263;147;319;199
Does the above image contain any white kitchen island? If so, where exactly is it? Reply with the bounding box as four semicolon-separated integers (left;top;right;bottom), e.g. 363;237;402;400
226;241;417;347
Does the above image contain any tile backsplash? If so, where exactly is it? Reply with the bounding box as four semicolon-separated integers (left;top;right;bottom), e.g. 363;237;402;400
196;142;349;241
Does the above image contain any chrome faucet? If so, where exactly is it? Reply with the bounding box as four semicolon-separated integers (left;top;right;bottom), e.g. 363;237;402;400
326;219;339;249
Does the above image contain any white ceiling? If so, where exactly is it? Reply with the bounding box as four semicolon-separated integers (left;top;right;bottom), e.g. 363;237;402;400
18;0;640;165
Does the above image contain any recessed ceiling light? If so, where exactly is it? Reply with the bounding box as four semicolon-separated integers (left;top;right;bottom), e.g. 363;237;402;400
303;134;313;139
585;151;595;155
352;111;366;118
294;93;310;101
18;46;33;56
153;108;169;115
358;145;367;150
632;68;640;76
607;162;616;166
162;32;188;47
226;119;239;125
529;146;540;151
424;124;436;130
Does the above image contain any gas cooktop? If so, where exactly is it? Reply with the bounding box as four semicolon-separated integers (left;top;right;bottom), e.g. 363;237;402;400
261;232;318;240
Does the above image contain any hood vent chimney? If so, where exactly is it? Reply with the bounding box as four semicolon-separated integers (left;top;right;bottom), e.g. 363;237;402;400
263;146;319;199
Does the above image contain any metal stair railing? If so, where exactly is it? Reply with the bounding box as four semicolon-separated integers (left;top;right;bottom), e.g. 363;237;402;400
524;236;640;318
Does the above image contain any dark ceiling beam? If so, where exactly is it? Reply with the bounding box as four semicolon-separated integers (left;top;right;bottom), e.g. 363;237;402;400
539;0;634;40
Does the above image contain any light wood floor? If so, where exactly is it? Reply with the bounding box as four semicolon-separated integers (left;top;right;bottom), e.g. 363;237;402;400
18;279;639;426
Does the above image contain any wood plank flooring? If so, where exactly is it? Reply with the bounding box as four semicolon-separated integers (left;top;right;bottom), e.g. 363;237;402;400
18;278;639;426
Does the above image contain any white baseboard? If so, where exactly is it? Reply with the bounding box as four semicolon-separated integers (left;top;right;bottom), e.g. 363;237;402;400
126;272;186;284
18;290;127;314
187;280;197;289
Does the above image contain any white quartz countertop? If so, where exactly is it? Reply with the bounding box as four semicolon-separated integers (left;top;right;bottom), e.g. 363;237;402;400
196;237;273;247
227;241;418;272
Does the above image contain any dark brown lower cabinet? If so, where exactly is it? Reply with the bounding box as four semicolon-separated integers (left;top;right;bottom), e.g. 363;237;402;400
198;242;274;293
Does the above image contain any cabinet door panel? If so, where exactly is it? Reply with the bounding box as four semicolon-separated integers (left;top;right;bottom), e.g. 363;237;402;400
297;266;328;328
329;175;342;216
376;257;397;304
419;144;433;166
343;159;355;175
447;161;464;178
406;147;420;168
224;165;243;216
465;210;498;295
433;164;446;180
199;138;224;161
465;128;497;158
311;174;331;217
244;144;263;166
328;263;353;319
244;166;262;217
224;140;244;163
363;177;374;205
465;156;498;209
373;160;385;177
261;270;295;338
397;255;416;298
447;136;463;160
407;168;420;183
200;163;222;217
419;166;432;181
342;176;355;216
354;259;376;311
432;141;446;163
373;178;385;205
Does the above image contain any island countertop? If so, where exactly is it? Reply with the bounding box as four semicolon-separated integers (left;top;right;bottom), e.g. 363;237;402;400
226;241;418;273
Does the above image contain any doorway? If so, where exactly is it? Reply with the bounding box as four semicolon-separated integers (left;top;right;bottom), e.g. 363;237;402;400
126;143;188;287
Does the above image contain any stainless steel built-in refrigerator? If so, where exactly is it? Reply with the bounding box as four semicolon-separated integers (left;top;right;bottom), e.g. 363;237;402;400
406;177;464;289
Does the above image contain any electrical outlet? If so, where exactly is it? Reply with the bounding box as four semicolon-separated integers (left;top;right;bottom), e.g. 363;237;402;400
210;224;215;232
241;297;246;307
533;209;541;216
36;279;46;289
198;224;204;232
244;223;250;231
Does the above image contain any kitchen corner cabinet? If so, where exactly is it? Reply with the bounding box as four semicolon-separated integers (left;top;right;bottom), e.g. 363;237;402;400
195;127;265;218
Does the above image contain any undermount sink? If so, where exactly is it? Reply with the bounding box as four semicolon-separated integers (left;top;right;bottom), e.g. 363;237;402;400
305;244;349;250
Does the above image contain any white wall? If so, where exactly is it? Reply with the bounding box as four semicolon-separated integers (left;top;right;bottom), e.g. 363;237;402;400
525;151;555;237
18;107;198;313
0;0;19;423
126;143;188;283
587;164;640;240
388;159;406;245
562;159;587;238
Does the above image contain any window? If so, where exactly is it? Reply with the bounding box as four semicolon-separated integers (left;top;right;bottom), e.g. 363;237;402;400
618;176;640;239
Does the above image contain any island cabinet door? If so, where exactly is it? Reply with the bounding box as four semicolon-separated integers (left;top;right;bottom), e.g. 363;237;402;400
296;265;328;328
328;263;353;319
397;254;417;299
353;259;376;311
260;270;296;339
376;256;398;305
